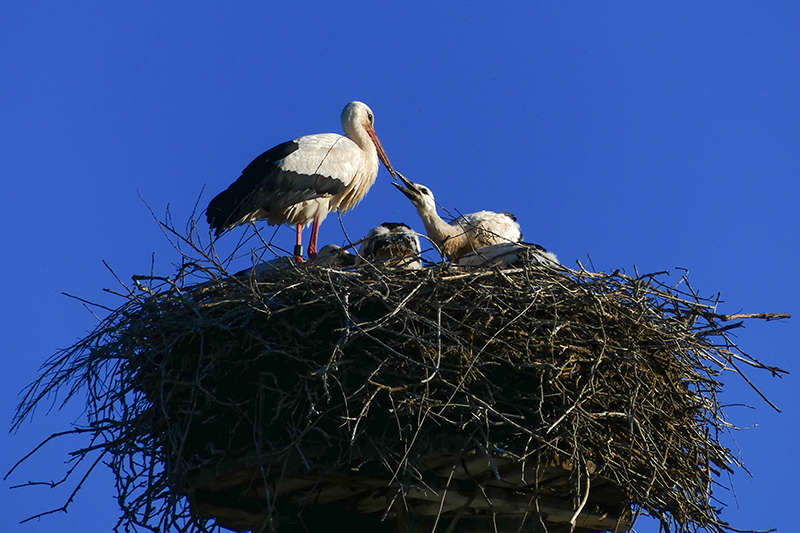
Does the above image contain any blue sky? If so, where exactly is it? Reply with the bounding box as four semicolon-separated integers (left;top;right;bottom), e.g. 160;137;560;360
1;2;797;531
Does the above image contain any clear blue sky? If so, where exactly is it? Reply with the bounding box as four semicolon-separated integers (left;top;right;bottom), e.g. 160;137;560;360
2;2;797;531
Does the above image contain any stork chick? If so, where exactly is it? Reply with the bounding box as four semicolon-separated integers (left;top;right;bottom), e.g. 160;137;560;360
456;242;559;268
357;222;422;269
392;173;522;260
313;244;357;268
232;244;357;279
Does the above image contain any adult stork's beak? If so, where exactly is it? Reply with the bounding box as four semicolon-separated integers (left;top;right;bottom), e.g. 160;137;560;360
366;126;399;180
391;172;421;202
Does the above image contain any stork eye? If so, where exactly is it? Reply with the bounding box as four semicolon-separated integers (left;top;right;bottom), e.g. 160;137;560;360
367;112;373;122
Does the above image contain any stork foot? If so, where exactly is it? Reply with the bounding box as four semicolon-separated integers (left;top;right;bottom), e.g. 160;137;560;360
308;243;318;261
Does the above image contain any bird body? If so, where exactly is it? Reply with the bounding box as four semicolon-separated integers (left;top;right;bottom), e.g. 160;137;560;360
452;210;522;249
456;242;559;268
313;244;357;268
207;101;394;258
357;222;422;269
229;244;357;280
234;257;295;279
392;174;522;260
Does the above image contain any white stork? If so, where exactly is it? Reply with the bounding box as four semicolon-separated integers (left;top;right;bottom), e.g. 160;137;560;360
312;244;357;268
207;101;396;259
231;244;357;279
392;173;523;260
357;222;422;269
233;257;294;279
456;242;559;268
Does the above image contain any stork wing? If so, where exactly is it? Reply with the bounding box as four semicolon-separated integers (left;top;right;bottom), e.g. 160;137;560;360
207;134;361;234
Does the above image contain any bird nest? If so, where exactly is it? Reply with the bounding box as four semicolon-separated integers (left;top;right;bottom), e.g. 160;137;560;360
8;226;788;533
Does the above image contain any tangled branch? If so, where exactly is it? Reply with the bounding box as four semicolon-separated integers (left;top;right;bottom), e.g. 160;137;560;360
6;217;788;533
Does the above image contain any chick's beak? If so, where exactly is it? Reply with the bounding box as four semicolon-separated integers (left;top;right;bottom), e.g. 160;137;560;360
396;171;415;189
391;172;419;201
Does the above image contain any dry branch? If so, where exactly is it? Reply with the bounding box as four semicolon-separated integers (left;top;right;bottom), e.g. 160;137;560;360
6;219;789;533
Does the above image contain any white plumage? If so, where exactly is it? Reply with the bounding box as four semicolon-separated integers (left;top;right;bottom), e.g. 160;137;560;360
357;222;422;269
207;101;395;259
313;244;357;268
392;173;523;260
231;257;294;280
228;244;356;279
456;242;559;268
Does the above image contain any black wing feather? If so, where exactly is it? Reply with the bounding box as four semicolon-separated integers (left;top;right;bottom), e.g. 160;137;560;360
207;140;347;235
379;222;412;231
520;241;548;253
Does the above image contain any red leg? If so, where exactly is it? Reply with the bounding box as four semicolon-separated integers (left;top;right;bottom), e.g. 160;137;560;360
294;223;305;262
308;215;322;259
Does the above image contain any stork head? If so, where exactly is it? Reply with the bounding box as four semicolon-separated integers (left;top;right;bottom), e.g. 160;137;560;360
392;172;437;214
314;244;357;267
341;101;396;177
341;101;373;130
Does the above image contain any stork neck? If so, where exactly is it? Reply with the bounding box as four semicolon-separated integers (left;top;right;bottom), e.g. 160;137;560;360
344;123;375;153
344;125;379;181
418;207;462;253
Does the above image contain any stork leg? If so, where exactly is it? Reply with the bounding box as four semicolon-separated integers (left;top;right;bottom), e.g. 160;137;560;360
308;214;322;260
294;224;305;262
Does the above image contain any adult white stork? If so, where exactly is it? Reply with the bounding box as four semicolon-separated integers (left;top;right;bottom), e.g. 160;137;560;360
392;173;523;260
357;222;422;269
207;101;396;259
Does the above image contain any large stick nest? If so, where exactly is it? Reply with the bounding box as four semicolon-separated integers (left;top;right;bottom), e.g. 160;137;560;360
8;225;788;533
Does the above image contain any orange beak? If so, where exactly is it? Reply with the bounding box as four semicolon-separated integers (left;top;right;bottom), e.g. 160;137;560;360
366;126;399;180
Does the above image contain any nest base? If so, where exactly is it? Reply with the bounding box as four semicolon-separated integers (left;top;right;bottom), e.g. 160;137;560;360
186;451;629;532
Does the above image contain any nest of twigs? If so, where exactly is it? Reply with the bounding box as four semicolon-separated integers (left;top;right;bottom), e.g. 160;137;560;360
8;225;788;533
